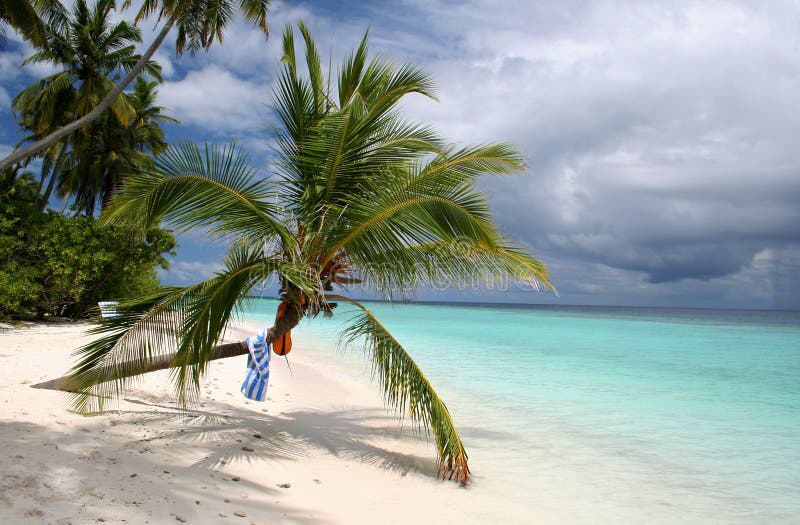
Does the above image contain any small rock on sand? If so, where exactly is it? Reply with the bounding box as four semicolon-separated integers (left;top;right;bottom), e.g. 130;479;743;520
241;446;255;452
233;511;247;517
277;483;291;489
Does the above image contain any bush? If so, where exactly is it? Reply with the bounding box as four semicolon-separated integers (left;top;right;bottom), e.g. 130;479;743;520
0;171;176;319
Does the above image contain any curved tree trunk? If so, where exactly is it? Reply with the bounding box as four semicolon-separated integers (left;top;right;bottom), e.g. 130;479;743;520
32;301;304;392
0;16;175;173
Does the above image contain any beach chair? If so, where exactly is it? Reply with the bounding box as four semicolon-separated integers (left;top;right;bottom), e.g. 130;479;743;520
98;301;120;319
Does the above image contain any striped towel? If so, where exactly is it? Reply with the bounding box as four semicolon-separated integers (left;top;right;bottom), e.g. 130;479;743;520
241;328;271;401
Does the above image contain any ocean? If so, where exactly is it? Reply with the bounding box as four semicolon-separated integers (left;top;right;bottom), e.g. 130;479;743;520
240;298;800;522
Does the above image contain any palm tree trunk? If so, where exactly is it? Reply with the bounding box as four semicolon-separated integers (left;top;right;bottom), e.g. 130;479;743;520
37;141;67;212
101;168;114;211
32;301;304;393
0;16;175;172
35;153;51;196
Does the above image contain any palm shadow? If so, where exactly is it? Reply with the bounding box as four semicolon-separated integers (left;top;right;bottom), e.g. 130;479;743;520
120;397;440;477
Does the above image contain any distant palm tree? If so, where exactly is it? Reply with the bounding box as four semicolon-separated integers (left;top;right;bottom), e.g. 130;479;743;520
57;77;177;213
95;77;178;208
66;23;553;484
0;0;270;172
127;77;177;156
13;0;163;214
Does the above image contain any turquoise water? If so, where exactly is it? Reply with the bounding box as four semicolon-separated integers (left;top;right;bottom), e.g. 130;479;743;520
242;299;800;521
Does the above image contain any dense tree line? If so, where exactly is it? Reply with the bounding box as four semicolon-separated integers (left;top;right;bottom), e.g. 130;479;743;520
0;169;175;319
1;0;176;319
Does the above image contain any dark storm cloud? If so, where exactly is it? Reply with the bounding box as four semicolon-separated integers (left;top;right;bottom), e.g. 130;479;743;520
382;0;800;307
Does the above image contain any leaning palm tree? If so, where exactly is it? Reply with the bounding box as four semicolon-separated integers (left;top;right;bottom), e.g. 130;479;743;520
0;0;270;172
64;23;553;484
13;0;163;213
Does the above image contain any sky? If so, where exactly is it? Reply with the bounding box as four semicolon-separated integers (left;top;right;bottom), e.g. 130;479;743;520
2;0;799;310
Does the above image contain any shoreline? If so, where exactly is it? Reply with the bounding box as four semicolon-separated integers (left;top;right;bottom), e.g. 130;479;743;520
0;322;472;524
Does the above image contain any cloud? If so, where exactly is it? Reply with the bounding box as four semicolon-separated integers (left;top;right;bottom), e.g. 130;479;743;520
0;48;25;82
3;0;799;309
370;0;800;307
150;0;800;307
151;51;175;79
158;260;224;284
158;65;267;135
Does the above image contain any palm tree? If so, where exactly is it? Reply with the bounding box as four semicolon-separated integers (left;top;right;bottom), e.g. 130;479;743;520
97;77;178;209
12;0;163;213
127;77;177;156
61;23;553;484
0;0;66;49
57;77;177;214
0;0;270;172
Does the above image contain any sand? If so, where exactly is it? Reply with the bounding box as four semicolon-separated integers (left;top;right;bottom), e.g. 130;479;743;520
0;321;491;525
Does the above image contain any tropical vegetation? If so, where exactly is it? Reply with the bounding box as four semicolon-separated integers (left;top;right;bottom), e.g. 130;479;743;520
64;23;553;484
12;0;172;214
0;168;175;319
0;0;270;172
0;0;66;49
1;0;177;318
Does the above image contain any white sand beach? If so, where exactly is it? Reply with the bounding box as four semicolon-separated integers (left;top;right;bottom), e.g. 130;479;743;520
3;319;794;525
0;322;496;525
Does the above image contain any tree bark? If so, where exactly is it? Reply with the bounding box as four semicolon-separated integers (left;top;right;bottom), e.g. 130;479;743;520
0;16;175;173
32;301;304;393
37;141;67;212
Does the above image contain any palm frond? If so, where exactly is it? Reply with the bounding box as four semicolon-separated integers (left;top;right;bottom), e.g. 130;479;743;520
67;285;200;413
321;175;498;267
337;28;369;108
347;238;552;301
297;21;324;113
334;295;470;483
102;141;291;246
68;247;316;412
238;0;270;37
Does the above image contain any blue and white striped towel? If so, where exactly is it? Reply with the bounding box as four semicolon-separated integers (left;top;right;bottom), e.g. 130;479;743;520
241;328;271;401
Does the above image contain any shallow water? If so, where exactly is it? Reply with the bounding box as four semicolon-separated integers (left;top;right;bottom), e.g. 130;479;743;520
241;299;800;522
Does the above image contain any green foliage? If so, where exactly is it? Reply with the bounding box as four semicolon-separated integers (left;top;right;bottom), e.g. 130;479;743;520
339;298;470;482
0;0;67;50
13;0;168;216
122;0;270;55
0;173;175;319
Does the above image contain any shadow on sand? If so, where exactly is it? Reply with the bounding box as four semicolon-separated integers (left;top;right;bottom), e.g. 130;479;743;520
118;396;440;476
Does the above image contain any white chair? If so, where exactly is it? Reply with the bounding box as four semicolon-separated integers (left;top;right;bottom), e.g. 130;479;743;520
98;301;120;319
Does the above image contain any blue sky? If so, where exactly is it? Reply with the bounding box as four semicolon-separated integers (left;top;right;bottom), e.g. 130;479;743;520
2;0;799;309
